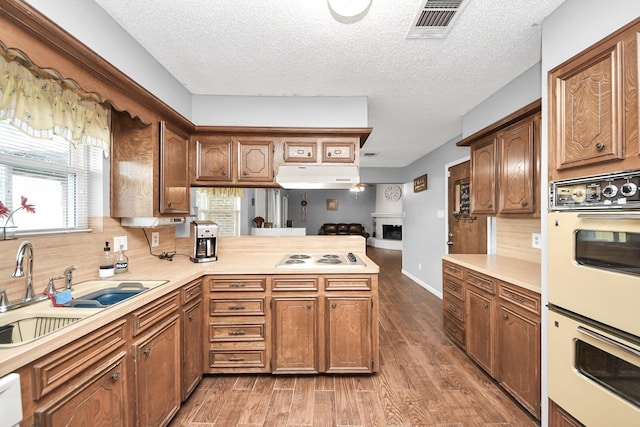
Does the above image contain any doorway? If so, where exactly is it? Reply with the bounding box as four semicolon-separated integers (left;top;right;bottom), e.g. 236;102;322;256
447;160;487;254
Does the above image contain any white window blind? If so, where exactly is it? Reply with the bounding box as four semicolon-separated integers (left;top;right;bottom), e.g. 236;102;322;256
0;120;103;233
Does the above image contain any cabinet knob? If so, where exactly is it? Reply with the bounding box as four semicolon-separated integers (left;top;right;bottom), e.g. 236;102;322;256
595;142;604;151
521;200;528;207
243;170;248;176
308;303;313;309
111;372;120;381
188;314;196;321
143;348;152;357
483;303;489;310
503;313;509;320
221;170;227;176
331;303;336;309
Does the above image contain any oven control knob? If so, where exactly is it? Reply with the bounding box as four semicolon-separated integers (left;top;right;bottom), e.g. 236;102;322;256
602;184;618;198
621;182;637;197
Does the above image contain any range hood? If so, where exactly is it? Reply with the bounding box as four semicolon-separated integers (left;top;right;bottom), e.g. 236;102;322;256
276;165;360;189
120;217;185;228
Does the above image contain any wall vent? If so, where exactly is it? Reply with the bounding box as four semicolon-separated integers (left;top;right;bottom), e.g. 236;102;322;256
406;0;470;39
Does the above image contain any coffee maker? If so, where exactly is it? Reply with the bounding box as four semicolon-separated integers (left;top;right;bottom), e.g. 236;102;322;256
190;220;218;263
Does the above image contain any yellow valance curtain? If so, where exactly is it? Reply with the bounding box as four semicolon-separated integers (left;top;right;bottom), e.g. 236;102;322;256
0;48;110;155
196;187;244;198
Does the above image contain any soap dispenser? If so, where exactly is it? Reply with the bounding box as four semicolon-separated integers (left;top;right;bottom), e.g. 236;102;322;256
115;244;129;274
99;241;115;278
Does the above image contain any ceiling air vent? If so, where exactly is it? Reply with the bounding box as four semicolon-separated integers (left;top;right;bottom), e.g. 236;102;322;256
406;0;470;39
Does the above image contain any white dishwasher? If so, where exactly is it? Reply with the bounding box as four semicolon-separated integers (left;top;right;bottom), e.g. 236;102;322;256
0;373;22;427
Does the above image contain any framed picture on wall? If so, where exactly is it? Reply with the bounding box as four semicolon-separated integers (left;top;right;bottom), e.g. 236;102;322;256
326;199;338;210
413;174;428;192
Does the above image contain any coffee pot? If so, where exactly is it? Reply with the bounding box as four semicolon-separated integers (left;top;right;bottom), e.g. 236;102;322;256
190;220;218;263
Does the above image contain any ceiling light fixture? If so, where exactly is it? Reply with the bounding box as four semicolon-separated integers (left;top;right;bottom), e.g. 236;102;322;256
328;0;372;22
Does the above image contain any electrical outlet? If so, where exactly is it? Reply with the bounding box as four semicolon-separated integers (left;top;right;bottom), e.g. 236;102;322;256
418;263;422;270
113;236;128;251
151;232;160;248
531;233;541;249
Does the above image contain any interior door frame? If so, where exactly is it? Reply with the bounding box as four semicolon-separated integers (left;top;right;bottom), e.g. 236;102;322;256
443;155;495;254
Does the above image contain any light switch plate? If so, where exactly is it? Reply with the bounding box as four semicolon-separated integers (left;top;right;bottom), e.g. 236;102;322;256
531;233;541;249
151;232;160;248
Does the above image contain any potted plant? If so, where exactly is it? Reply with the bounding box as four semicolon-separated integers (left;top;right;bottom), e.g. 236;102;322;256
0;196;36;240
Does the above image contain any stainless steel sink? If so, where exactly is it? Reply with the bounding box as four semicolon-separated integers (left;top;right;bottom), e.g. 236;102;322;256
65;281;149;308
0;311;92;346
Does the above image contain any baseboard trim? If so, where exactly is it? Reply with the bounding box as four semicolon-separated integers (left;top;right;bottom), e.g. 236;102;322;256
401;269;443;299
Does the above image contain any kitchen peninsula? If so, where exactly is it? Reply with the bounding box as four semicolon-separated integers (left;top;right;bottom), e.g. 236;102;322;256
0;235;378;426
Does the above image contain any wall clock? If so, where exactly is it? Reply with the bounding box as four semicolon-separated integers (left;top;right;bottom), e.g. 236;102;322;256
384;184;402;202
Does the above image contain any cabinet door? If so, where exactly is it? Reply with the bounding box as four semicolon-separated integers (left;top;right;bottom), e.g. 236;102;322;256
498;117;535;214
272;297;318;373
237;137;274;182
470;136;497;214
134;314;181;427
160;121;189;214
283;137;317;162
182;300;203;401
497;304;540;418
35;356;128;427
326;297;372;373
194;137;233;182
550;39;624;171
466;288;494;374
321;139;357;163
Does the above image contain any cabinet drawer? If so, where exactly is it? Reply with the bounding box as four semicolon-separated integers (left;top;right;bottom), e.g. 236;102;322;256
283;140;317;162
499;282;541;315
272;276;319;291
443;295;465;323
132;292;180;337
210;298;265;316
324;276;371;291
209;350;266;368
181;280;202;305
209;276;266;292
443;261;464;280
443;276;464;300
466;270;496;294
322;141;356;163
443;314;465;347
32;320;126;400
210;323;265;342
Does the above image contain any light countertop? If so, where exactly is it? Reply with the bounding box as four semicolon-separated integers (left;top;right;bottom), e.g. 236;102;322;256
442;254;541;294
0;245;378;377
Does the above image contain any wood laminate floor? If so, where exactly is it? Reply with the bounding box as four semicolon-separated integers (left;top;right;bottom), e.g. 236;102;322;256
169;247;538;427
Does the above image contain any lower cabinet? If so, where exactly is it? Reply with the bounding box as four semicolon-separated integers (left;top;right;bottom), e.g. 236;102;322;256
131;292;181;427
442;260;541;419
325;296;372;373
181;279;203;401
272;296;318;373
549;399;584;427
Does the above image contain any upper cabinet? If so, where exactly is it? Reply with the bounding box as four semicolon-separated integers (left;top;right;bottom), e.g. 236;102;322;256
549;18;640;181
465;102;541;217
111;111;191;218
160;121;190;214
191;128;370;188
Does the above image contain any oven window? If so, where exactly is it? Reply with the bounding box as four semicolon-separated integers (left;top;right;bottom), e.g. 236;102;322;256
576;339;640;408
575;230;640;275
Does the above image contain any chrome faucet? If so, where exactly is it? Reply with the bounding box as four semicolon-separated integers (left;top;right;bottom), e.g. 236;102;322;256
63;264;78;290
12;241;35;301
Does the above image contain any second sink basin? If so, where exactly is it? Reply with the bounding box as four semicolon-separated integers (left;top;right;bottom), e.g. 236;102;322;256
65;282;149;308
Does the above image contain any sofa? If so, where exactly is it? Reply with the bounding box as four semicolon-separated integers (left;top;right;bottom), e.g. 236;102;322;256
318;223;370;238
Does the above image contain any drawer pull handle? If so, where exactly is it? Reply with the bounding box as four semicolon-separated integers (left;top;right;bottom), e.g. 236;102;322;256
143;348;152;357
228;356;245;362
448;326;458;333
229;305;246;310
228;330;246;336
448;306;457;313
506;291;526;303
187;288;200;296
111;372;120;381
230;283;246;288
447;285;459;291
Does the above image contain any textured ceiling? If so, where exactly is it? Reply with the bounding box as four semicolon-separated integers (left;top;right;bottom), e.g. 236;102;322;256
94;0;565;168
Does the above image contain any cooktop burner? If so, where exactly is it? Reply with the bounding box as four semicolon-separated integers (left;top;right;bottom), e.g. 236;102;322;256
276;252;366;268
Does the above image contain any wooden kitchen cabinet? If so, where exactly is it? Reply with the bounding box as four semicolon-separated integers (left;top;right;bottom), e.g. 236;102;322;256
442;259;541;419
192;136;234;183
549;399;585;427
237;137;274;183
549;18;640;181
206;275;269;373
498;115;538;214
496;281;541;419
159;121;190;214
131;292;181;427
181;279;203;401
470;136;497;214
28;320;129;427
282;137;318;162
325;296;372;372
442;261;466;348
272;296;319;373
321;138;357;163
466;284;495;375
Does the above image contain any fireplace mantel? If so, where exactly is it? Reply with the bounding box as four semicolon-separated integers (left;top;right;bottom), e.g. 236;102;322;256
369;212;403;251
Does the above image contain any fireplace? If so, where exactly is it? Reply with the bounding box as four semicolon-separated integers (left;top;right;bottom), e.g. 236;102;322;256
382;224;402;240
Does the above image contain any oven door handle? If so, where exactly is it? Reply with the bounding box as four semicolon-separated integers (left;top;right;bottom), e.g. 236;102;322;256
577;326;640;358
576;213;640;220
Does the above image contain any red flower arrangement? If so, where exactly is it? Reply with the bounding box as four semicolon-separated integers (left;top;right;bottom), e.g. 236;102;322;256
253;216;265;228
0;195;36;226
